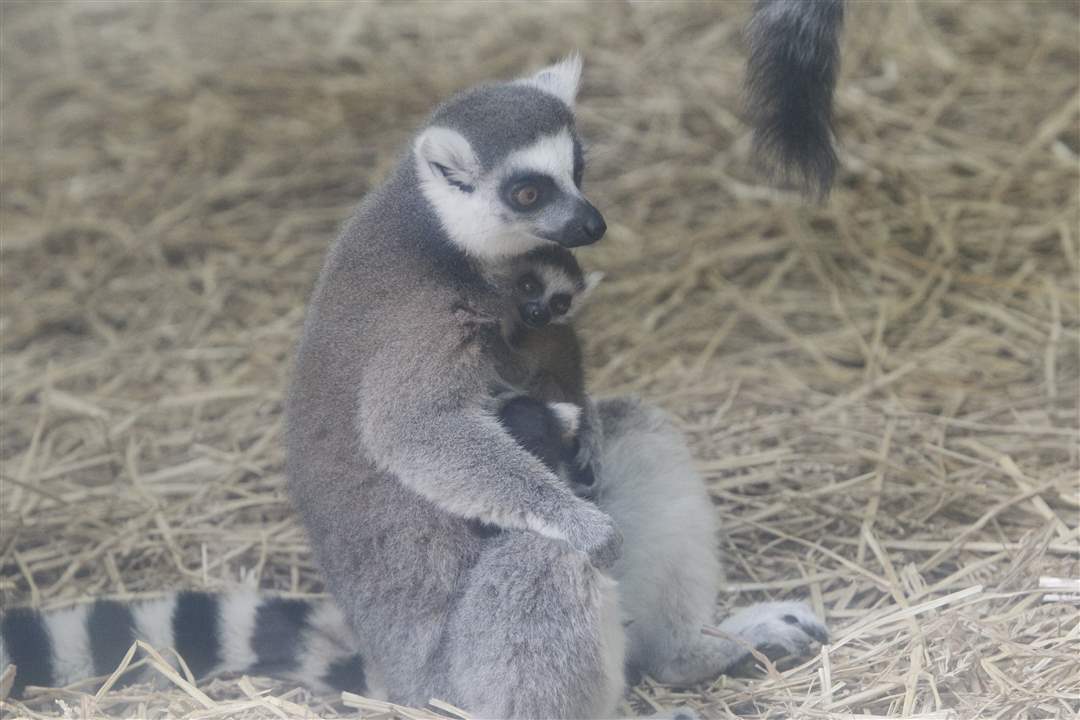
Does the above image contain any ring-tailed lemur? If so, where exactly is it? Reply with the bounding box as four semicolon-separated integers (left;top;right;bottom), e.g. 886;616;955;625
284;54;826;717
744;0;845;197
496;244;601;406
285;54;630;718
492;244;604;493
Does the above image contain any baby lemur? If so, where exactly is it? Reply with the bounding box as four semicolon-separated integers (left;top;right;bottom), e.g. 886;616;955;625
496;244;600;406
493;244;603;493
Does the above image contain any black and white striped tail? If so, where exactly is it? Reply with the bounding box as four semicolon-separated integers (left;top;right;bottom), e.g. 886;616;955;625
745;0;845;198
0;591;375;700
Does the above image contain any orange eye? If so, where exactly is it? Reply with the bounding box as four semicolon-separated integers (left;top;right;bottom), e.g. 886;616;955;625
513;185;540;207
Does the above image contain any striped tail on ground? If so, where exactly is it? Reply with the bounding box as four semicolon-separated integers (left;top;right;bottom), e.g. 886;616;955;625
0;590;376;700
745;0;845;199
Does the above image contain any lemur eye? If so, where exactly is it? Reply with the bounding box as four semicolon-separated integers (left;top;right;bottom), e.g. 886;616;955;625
550;294;572;316
517;274;542;297
503;174;554;212
512;184;540;208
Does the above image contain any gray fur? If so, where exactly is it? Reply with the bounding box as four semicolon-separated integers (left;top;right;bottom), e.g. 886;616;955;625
592;397;828;684
285;59;623;715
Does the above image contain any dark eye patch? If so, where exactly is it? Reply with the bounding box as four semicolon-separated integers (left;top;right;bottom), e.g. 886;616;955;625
502;173;557;213
517;273;543;297
550;293;572;316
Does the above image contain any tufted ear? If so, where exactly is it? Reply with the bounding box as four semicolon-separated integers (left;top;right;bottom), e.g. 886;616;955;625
549;402;582;440
518;53;582;108
582;271;604;298
414;126;481;193
563;271;604;318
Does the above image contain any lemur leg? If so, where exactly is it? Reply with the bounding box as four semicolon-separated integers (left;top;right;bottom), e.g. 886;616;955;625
443;530;625;719
593;397;827;685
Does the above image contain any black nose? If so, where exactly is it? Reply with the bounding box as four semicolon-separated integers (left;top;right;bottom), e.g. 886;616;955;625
582;205;606;242
521;302;550;328
558;200;607;248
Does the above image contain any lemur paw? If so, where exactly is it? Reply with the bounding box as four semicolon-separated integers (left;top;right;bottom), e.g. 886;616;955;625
721;601;828;664
569;398;604;495
559;502;622;570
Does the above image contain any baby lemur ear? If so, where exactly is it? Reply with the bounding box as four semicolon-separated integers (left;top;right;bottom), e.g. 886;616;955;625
583;271;604;297
518;53;582;108
565;271;604;318
548;402;582;440
414;126;481;193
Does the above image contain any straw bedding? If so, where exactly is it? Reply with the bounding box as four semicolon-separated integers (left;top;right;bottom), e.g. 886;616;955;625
1;1;1077;718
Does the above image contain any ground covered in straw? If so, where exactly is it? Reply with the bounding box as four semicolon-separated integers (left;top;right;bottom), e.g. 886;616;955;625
1;1;1078;718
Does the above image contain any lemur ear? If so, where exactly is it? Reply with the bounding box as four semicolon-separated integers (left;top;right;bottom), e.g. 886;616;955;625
564;271;604;318
518;53;582;108
582;271;604;297
414;126;480;193
549;402;582;440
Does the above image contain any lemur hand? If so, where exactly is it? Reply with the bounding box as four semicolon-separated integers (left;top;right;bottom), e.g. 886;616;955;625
571;397;604;487
559;501;622;570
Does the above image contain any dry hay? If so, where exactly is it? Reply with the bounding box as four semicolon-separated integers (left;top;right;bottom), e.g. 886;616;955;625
1;1;1078;718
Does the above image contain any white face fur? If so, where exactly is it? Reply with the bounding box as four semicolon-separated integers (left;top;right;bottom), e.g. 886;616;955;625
414;55;603;262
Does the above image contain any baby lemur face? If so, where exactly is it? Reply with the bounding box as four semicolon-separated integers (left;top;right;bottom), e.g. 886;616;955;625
506;245;601;331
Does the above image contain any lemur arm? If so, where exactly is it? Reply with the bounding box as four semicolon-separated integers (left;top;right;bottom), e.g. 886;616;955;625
356;328;621;568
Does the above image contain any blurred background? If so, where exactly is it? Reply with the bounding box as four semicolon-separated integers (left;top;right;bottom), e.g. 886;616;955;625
1;2;1077;718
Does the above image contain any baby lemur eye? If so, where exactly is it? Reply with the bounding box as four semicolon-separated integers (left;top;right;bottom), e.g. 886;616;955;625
550;294;572;316
517;273;543;297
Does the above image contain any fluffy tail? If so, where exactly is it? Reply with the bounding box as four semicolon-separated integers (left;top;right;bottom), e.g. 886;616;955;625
744;0;845;198
0;591;373;699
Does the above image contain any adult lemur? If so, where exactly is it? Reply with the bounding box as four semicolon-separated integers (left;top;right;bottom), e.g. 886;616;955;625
284;55;827;718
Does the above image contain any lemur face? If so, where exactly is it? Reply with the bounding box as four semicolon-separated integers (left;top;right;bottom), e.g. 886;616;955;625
506;245;602;330
412;55;608;261
515;267;578;329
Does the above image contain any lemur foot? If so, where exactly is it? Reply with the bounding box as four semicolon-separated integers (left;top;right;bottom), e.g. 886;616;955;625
720;601;828;668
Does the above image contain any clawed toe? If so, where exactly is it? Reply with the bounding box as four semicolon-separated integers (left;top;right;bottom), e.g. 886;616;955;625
718;600;829;669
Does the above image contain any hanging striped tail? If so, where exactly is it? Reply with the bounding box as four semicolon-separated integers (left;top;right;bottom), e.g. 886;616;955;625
0;590;375;700
745;0;845;198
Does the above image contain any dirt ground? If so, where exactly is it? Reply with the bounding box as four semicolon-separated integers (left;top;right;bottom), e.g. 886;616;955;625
1;1;1078;718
